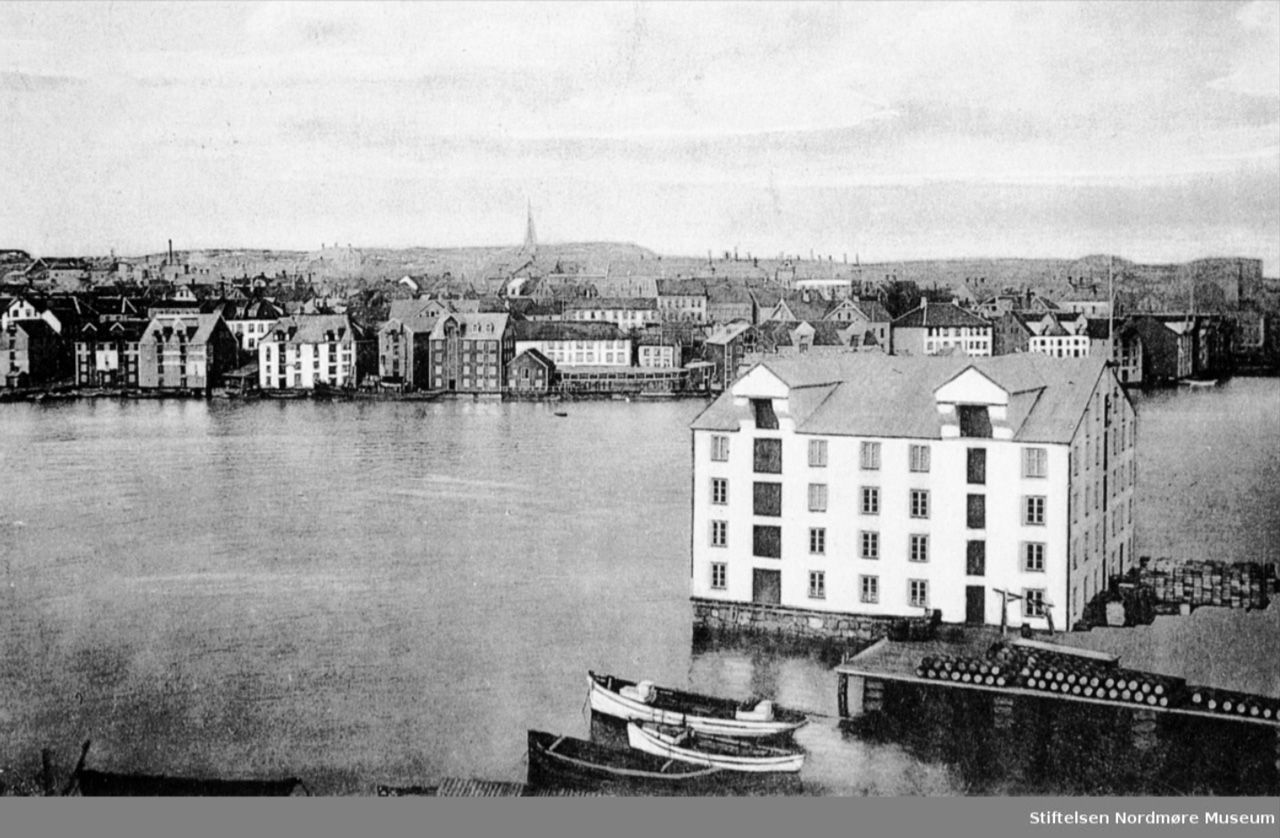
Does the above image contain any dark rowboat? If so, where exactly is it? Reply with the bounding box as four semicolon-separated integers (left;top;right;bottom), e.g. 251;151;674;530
588;671;808;738
526;729;722;792
72;769;308;796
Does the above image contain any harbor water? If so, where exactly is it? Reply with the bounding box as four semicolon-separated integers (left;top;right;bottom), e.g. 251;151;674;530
0;378;1276;794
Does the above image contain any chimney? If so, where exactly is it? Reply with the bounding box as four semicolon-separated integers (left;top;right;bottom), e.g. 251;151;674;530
168;239;173;265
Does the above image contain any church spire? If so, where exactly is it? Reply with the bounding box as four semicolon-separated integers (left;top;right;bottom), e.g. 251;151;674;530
523;201;537;257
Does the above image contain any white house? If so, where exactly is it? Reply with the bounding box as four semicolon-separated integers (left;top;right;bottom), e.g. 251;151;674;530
689;354;1136;631
257;314;369;390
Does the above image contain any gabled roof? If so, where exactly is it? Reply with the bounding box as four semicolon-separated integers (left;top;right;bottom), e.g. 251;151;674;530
704;322;753;345
264;314;360;345
893;301;990;329
563;297;657;311
692;354;1106;444
5;318;59;341
513;321;627;342
141;313;227;345
512;348;554;369
428;312;510;340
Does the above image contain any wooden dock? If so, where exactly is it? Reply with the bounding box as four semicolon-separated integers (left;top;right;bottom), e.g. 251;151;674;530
835;632;1280;795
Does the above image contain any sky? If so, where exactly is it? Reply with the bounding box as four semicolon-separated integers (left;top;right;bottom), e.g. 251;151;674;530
1;1;1277;272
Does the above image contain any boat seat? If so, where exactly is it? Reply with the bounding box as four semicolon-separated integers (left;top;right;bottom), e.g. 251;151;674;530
619;681;656;704
734;699;775;721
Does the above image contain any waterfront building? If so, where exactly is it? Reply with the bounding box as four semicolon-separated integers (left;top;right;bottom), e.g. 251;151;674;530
1130;315;1194;381
138;313;238;391
1086;319;1144;386
563;297;660;330
891;300;993;356
689;353;1136;631
2;319;63;388
513;321;630;368
635;329;681;368
378;300;438;391
507;349;555;395
703;321;755;392
74;320;146;388
427;313;514;395
224;299;287;359
257;314;372;391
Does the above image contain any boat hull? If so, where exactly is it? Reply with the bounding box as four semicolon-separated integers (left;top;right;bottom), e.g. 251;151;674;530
625;724;804;774
587;672;807;738
526;730;723;793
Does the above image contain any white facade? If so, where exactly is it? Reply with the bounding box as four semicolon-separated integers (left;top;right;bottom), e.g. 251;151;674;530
229;319;277;353
922;326;992;356
1028;334;1091;358
514;338;631;367
690;355;1135;631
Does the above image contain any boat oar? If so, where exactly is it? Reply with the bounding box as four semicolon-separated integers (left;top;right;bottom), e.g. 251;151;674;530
61;740;91;797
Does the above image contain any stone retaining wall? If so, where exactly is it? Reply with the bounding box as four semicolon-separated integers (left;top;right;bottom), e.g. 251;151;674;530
692;597;936;643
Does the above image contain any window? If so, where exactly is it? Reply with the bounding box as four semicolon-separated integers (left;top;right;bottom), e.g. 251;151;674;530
860;441;881;470
1023;447;1048;479
860;575;879;604
808;439;828;467
860;531;879;560
752;398;779;430
1023;589;1047;618
966;540;986;576
909;444;931;473
808;571;825;599
958;405;992;438
753;525;781;559
710;520;727;547
808;483;828;512
910;490;930;519
909;534;929;563
753;482;782;517
711;478;728;505
1024;496;1046;526
753;438;782;473
809;528;826;555
966;494;985;529
1024;542;1045;572
711;562;727;590
861;487;880;515
711;435;729;461
909;579;929;608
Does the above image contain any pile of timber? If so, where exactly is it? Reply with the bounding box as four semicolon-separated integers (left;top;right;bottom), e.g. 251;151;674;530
1138;558;1276;613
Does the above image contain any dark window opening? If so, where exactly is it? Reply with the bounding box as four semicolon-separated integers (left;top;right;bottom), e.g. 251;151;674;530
967;494;986;530
752;398;779;429
967;448;986;484
753;525;782;559
753;438;782;473
958;405;993;438
966;541;986;576
753;482;782;517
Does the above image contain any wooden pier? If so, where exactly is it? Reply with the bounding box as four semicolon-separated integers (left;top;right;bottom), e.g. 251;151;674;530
836;633;1280;795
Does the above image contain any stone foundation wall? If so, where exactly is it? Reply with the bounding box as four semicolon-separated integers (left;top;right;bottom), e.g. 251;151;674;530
692;597;934;643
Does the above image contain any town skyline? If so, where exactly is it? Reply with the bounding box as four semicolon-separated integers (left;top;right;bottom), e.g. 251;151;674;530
2;1;1277;273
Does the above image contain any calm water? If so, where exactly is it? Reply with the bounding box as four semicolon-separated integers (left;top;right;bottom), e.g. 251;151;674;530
0;378;1276;795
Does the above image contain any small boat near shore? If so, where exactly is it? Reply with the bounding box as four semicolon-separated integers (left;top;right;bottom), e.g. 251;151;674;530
71;768;309;796
588;671;808;738
626;723;805;774
526;729;723;792
1181;378;1219;388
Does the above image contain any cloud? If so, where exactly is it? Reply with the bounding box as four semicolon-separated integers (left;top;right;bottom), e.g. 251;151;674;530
1209;1;1280;97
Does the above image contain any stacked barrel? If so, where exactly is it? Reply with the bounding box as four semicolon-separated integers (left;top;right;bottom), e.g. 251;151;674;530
915;655;1012;688
1138;558;1276;613
1188;687;1280;722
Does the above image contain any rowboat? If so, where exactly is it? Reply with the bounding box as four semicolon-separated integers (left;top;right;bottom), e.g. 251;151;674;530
71;769;308;796
526;730;723;792
626;723;805;774
587;671;808;738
